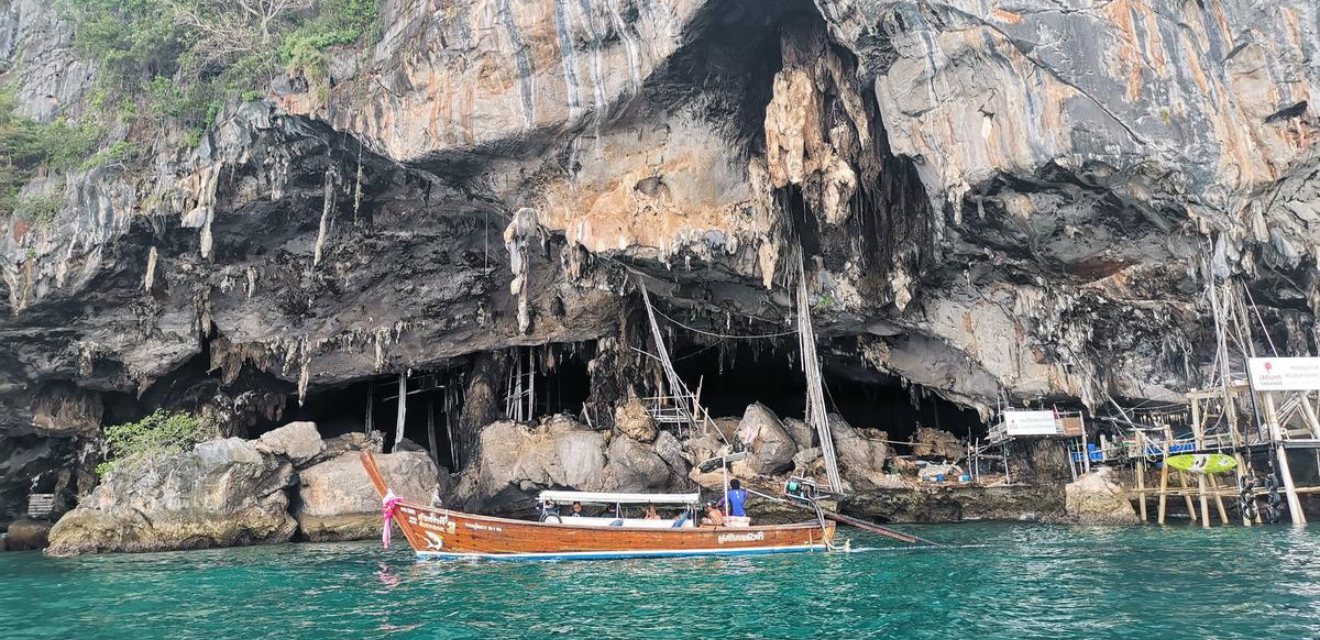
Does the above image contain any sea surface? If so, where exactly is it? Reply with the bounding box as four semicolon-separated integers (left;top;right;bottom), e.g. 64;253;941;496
4;522;1320;639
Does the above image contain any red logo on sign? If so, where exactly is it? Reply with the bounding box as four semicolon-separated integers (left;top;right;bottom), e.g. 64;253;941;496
1265;361;1274;372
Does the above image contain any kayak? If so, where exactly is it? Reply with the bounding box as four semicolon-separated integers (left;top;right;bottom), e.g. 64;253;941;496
1165;453;1237;475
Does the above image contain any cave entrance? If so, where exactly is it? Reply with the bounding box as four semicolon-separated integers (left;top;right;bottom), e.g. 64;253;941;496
672;340;805;420
499;344;594;423
290;369;465;471
820;364;985;444
669;340;984;443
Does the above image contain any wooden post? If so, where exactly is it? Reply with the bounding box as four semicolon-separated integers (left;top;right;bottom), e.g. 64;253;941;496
426;393;439;465
1190;399;1204;449
1080;415;1091;474
444;385;459;471
1136;430;1148;523
1179;472;1198;523
1158;427;1171;525
395;371;408;449
1263;390;1306;524
1299;393;1320;439
1208;474;1230;526
365;382;375;436
527;348;536;421
1198;473;1212;528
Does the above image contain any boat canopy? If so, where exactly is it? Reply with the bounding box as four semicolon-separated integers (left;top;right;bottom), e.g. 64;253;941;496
537;490;702;506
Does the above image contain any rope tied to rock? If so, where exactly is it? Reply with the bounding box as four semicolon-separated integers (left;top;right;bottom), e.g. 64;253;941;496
381;491;404;549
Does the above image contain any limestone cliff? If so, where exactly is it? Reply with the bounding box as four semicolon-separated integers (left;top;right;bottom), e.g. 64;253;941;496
1;0;1317;520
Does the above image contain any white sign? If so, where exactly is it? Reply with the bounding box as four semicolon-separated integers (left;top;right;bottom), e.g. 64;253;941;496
1248;357;1320;391
1003;410;1060;437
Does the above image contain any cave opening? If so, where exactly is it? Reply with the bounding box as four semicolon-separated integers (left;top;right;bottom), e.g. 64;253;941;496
288;368;465;471
820;366;986;443
498;344;595;422
670;339;985;443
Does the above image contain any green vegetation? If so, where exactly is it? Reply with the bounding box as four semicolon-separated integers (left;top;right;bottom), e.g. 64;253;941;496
66;0;381;142
13;196;64;225
96;410;218;477
0;88;100;220
1;0;380;216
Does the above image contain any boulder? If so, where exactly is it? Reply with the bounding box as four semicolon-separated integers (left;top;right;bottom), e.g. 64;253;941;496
607;436;672;491
683;434;725;467
1064;467;1140;525
652;430;689;478
792;447;824;477
308;431;383;466
711;417;741;443
4;519;53;551
783;417;817;450
889;456;920;476
295;450;440;541
46;438;297;556
829;414;891;488
469;419;609;511
912;427;964;461
738;403;797;476
393;437;428;453
614;397;658;443
254;421;324;466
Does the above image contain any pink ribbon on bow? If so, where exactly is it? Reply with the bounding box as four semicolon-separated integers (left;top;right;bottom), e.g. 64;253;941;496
381;492;404;549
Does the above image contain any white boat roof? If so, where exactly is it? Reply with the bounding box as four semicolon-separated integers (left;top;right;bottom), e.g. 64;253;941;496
537;490;702;506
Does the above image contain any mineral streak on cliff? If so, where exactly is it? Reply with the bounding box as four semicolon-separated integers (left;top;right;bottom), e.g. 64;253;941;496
1;0;1318;520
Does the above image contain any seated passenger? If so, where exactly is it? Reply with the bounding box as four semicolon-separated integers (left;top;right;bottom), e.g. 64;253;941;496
701;502;724;527
644;504;661;520
569;501;584;517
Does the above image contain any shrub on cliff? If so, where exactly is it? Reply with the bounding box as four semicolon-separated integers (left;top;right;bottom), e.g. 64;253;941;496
97;411;218;477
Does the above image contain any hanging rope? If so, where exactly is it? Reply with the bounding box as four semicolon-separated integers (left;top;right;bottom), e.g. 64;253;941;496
648;304;798;340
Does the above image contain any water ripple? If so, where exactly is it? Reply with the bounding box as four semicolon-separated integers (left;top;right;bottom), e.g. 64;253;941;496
5;523;1320;639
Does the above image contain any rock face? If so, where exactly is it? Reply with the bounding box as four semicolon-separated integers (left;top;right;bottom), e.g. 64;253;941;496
45;439;297;556
460;416;690;514
912;428;964;461
465;418;611;511
829;415;891;489
2;0;1318;523
295;450;439;542
845;485;1065;524
614;398;658;443
1064;468;1141;526
738;403;797;476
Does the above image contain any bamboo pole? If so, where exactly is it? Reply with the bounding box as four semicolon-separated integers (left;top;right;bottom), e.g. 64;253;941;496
1136;430;1148;523
1158;427;1171;525
395;371;408;449
1299;393;1320;439
444;385;459;470
1209;474;1230;525
1179;472;1198;523
1198;473;1212;528
1263;390;1306;524
426;393;439;464
365;382;374;436
1080;415;1091;474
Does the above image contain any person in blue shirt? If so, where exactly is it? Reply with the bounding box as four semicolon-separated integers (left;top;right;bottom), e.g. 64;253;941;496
718;479;748;517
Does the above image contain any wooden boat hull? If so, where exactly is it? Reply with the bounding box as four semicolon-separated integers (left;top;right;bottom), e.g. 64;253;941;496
393;502;835;560
362;452;835;560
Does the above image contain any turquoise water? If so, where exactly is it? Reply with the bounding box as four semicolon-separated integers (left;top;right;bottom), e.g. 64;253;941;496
4;523;1320;639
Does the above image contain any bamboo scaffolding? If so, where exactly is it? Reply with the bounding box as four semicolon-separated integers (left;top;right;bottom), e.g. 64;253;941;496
796;254;842;493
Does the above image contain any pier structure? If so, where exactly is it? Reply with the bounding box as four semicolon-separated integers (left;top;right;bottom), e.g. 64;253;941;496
1066;372;1320;527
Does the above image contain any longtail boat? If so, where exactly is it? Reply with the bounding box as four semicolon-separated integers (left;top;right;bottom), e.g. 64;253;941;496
361;452;837;561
